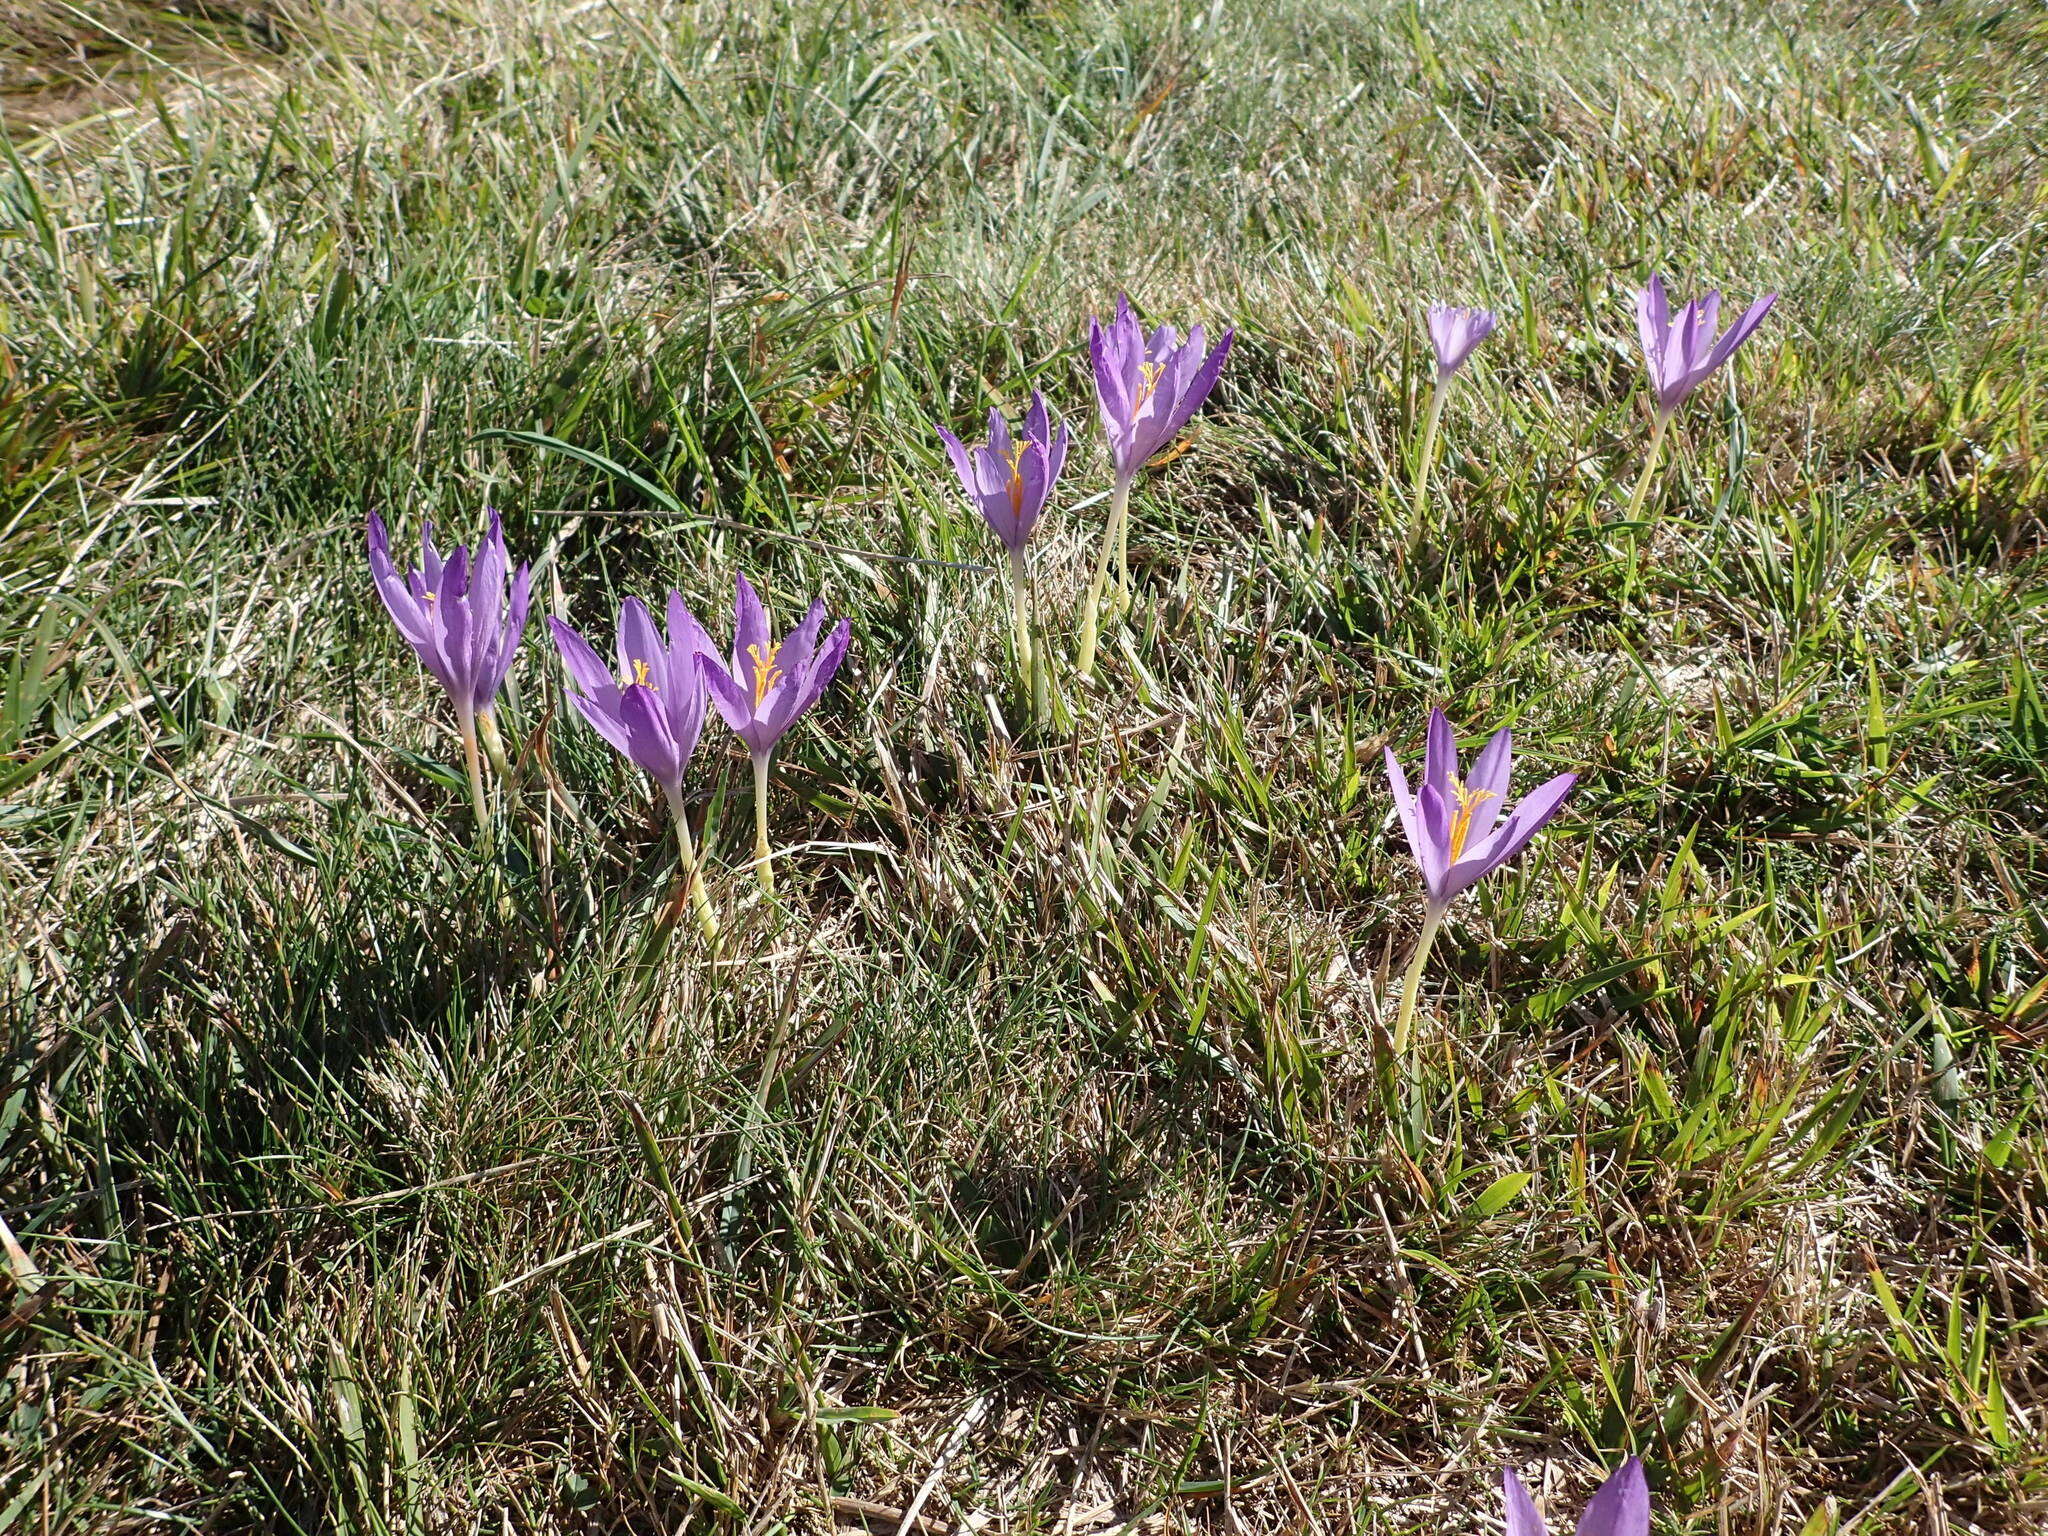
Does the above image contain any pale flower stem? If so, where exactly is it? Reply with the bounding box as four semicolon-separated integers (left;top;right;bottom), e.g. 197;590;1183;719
1625;412;1671;525
1115;506;1131;608
662;783;720;943
1024;562;1049;724
1075;474;1133;682
455;701;491;850
1390;903;1447;1058
1005;547;1035;692
751;752;776;898
1410;377;1448;533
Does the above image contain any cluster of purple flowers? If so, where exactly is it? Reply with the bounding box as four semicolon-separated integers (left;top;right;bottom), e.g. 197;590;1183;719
1418;276;1775;523
365;271;1772;1003
367;512;848;927
362;283;1745;1495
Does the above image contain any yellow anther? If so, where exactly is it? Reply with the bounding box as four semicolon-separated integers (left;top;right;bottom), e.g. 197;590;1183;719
1447;781;1497;861
628;658;655;690
747;642;784;706
1135;360;1166;409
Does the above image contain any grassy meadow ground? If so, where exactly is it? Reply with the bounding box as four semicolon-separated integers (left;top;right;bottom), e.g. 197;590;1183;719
5;0;2048;1528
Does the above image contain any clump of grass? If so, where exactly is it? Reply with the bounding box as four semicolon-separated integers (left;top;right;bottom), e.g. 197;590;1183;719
4;0;2047;1530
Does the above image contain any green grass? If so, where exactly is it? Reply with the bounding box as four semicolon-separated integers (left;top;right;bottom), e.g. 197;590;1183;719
4;0;2048;1528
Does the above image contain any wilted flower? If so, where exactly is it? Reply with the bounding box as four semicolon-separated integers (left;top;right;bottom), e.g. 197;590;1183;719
1076;293;1233;679
938;392;1071;557
1412;302;1500;529
938;393;1069;716
1427;303;1499;381
549;593;719;938
697;574;852;895
367;510;531;839
1636;274;1776;420
1503;1458;1649;1536
1383;708;1576;1053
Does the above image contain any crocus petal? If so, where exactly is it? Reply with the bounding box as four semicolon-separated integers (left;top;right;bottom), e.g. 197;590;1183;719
938;424;975;490
472;514;507;625
1704;291;1777;375
800;617;852;709
1384;748;1429;873
1575;1459;1649;1536
367;514;433;649
616;683;683;788
418;520;444;593
1503;1471;1549;1536
1023;390;1051;447
617;596;668;693
664;591;715;672
778;599;828;685
1423;707;1458;802
483;561;532;706
1163;326;1233;444
1689;292;1723;371
434;587;473;702
561;687;639;765
550;616;622;702
732;573;772;679
1415;783;1454;898
1462;726;1514;847
1090;316;1134;437
1635;276;1669;377
1468;770;1578;877
698;650;762;739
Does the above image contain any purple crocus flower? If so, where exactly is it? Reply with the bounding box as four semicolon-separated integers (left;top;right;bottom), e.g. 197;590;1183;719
1427;303;1498;381
1089;293;1234;482
1385;708;1576;910
1412;303;1500;525
367;510;531;721
1382;708;1576;1054
548;593;720;938
367;510;531;839
1503;1458;1649;1536
548;594;713;797
937;392;1071;557
937;393;1068;711
1635;274;1776;420
1076;293;1233;679
698;574;852;895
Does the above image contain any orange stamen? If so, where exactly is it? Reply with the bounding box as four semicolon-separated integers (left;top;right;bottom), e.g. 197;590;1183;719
1003;440;1029;515
748;642;784;706
1447;781;1496;860
1135;360;1166;409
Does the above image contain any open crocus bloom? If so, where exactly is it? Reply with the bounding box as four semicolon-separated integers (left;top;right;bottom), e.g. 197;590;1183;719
1503;1458;1649;1536
1385;708;1576;909
549;592;720;938
548;593;712;796
698;574;851;763
367;510;531;721
938;392;1070;556
1635;273;1776;419
1089;293;1234;482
